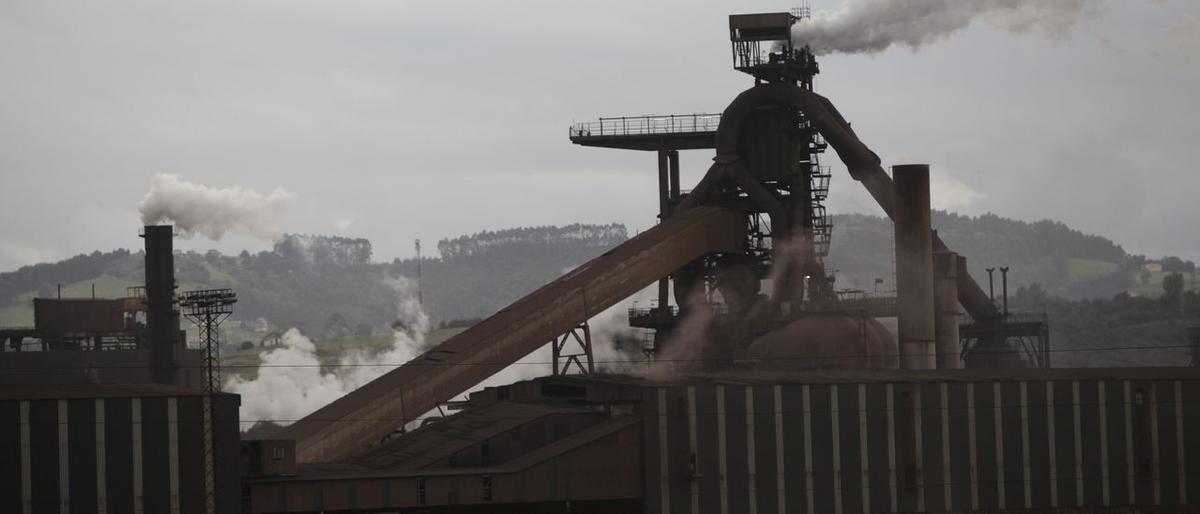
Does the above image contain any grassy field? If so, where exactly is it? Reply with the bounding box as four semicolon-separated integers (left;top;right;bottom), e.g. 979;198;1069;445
0;305;32;326
1066;258;1120;281
0;269;232;331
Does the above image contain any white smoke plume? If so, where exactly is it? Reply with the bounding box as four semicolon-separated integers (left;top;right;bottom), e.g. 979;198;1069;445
228;271;657;430
793;0;1101;55
138;173;295;240
227;277;428;429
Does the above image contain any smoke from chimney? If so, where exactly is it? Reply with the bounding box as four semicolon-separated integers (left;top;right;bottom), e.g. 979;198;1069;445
138;173;295;241
792;0;1101;55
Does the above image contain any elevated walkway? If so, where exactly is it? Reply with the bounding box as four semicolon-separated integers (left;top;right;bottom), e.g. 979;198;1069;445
569;113;720;150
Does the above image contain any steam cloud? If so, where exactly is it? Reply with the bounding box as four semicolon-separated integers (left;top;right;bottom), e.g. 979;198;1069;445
227;277;429;429
792;0;1101;55
138;173;295;240
227;276;648;431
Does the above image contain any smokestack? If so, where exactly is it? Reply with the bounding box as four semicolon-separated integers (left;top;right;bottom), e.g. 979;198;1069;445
893;164;936;370
934;249;962;369
142;225;182;384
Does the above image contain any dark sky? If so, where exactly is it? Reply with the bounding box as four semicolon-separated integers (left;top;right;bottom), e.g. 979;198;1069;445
1;0;1197;271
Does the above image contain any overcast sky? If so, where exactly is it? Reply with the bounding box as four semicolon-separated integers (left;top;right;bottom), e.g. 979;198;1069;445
1;0;1197;272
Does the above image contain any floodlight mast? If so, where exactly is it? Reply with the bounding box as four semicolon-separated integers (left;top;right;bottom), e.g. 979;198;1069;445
178;288;236;514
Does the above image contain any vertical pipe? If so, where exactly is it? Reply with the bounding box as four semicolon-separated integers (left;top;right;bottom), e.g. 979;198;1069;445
657;151;671;315
669;150;681;205
933;250;962;369
893;164;936;369
986;268;996;302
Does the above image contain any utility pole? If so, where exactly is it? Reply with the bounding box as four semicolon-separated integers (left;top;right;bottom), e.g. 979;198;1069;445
986;267;996;302
1000;267;1010;317
415;239;423;308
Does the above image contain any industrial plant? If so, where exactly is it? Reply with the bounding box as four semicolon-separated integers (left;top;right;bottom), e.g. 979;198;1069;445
2;9;1199;514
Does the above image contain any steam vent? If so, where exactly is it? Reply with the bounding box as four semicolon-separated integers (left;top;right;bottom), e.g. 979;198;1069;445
4;8;1199;514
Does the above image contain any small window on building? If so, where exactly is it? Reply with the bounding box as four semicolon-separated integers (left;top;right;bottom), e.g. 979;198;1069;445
417;478;427;505
448;454;458;468
482;476;493;502
272;446;285;460
480;442;491;467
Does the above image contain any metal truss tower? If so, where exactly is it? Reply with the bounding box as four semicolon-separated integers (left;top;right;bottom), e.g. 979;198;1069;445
179;288;237;514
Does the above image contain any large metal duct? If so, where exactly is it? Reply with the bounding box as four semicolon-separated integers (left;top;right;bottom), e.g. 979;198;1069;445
934;250;963;369
893;165;936;370
683;83;1000;324
141;225;182;384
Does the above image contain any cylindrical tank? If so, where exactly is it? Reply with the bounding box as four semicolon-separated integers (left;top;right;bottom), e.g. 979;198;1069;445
743;312;898;370
934;250;962;369
894;164;936;369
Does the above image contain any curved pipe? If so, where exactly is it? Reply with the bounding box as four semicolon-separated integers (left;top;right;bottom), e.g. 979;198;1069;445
679;162;727;210
724;161;788;234
702;83;999;322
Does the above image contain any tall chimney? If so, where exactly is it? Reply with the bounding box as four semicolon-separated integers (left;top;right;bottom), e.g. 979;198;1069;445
934;249;962;369
893;164;936;370
142;225;182;384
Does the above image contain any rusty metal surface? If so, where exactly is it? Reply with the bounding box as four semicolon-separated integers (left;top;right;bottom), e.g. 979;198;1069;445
277;206;746;462
553;367;1200;388
0;382;223;400
352;401;598;470
894;164;936;369
247;418;642;513
33;298;130;334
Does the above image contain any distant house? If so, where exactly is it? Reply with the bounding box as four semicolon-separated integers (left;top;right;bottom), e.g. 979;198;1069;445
1143;261;1163;273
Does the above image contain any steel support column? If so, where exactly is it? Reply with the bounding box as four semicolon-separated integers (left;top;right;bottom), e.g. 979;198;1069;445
551;323;594;375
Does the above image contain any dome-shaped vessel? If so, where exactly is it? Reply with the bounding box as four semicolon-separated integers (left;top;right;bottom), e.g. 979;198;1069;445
742;313;897;370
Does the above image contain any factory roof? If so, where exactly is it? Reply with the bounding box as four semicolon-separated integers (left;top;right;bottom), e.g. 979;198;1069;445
548;366;1200;388
0;383;230;400
354;400;600;470
251;413;639;483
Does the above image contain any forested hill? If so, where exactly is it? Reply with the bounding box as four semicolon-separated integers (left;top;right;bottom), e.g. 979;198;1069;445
0;224;628;338
2;213;1193;340
829;210;1192;300
391;223;628;324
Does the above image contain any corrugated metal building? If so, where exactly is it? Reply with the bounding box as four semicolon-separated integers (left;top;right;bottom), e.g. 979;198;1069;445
643;368;1200;514
0;384;241;514
245;389;643;513
247;368;1200;514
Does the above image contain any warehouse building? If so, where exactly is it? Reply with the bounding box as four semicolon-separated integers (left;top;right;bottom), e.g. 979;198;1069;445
0;384;241;514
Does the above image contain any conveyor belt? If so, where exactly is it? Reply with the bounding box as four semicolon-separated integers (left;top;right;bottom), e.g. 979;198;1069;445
278;206;746;462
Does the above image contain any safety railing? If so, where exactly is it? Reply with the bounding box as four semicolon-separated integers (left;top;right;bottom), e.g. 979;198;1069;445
959;311;1049;325
569;113;722;139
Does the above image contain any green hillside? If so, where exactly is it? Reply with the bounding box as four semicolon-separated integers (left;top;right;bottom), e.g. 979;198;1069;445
0;224;628;339
828;211;1195;300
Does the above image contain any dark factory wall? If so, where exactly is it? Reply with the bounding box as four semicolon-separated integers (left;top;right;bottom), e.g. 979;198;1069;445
2;392;241;514
644;377;1200;514
0;349;206;387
